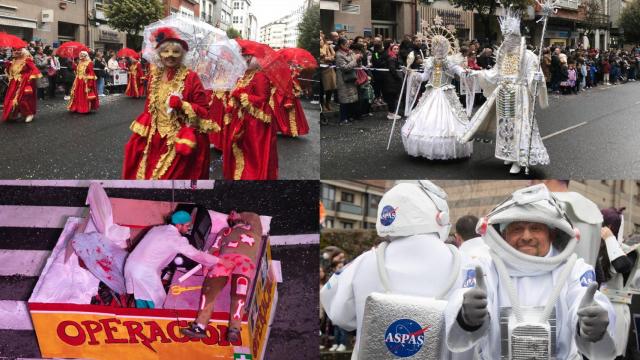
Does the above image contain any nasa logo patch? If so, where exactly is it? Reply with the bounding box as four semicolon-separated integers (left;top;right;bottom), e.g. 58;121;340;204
580;270;595;287
384;319;427;357
380;205;398;226
462;268;476;288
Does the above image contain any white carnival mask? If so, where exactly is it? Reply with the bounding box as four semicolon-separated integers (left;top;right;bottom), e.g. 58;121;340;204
431;35;449;59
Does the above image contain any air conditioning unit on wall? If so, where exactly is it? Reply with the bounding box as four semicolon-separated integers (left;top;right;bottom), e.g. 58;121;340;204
41;9;54;23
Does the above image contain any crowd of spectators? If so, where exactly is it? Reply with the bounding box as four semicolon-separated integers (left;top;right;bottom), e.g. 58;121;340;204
318;29;640;125
0;40;148;103
320;246;350;352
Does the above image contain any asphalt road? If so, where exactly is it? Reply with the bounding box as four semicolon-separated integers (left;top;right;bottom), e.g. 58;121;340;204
321;81;640;179
0;94;320;180
0;182;319;359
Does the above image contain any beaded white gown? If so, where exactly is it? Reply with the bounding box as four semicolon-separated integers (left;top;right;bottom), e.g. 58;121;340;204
401;57;472;160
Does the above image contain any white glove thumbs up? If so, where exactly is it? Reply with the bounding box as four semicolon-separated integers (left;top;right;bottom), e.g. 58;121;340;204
577;282;609;342
474;265;487;292
579;282;597;309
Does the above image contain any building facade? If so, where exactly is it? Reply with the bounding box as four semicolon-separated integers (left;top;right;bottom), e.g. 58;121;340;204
258;1;312;48
260;21;286;48
198;0;215;25
321;0;474;42
0;0;89;46
247;12;258;40
89;0;127;54
212;0;232;30
231;0;252;38
0;0;129;52
433;180;640;238
163;0;200;17
321;180;394;230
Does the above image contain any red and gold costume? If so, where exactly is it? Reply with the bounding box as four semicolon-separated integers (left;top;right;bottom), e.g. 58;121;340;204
2;57;41;121
67;59;99;113
205;89;230;151
125;61;145;98
222;69;278;180
122;65;220;179
272;69;309;137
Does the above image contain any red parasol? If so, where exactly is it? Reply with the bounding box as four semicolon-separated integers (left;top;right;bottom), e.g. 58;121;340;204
117;47;140;59
56;41;89;59
278;48;318;69
236;39;292;95
0;32;27;49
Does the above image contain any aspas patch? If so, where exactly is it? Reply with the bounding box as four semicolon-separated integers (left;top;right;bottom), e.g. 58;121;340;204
580;270;596;287
384;319;427;357
380;205;398;226
462;268;476;288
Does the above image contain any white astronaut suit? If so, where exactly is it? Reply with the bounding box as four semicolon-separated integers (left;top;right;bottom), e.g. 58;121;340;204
320;181;480;359
445;184;617;360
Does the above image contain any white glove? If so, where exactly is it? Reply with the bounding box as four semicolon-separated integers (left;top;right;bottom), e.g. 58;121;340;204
577;282;609;342
460;266;488;327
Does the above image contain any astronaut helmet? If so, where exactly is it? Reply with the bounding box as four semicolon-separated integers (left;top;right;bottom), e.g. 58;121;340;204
479;184;578;272
376;180;451;240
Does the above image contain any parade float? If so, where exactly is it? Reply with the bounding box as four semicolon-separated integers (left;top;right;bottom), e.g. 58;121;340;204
27;183;279;360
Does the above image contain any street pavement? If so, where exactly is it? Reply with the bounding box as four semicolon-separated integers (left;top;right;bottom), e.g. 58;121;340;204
0;181;319;360
321;81;640;179
0;94;319;179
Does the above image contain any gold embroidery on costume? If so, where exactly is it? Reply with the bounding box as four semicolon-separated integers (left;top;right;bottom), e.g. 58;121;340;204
130;121;149;137
135;65;189;180
8;61;27;109
67;60;95;110
288;108;298;137
501;52;521;76
239;93;271;123
199;118;221;133
232;142;245;180
128;64;139;95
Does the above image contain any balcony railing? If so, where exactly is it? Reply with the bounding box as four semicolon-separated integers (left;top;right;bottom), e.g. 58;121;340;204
555;0;580;10
587;13;610;28
337;202;362;215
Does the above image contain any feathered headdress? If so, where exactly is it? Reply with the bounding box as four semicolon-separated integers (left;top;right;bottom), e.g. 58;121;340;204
152;27;188;51
498;7;522;36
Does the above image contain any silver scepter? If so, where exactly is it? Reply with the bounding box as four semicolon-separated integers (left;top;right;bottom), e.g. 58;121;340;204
525;0;558;175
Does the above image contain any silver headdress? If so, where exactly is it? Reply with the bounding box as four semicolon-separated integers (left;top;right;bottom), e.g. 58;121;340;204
498;7;522;36
418;15;460;59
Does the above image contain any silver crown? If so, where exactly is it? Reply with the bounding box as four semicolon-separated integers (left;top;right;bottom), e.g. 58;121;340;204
498;7;522;36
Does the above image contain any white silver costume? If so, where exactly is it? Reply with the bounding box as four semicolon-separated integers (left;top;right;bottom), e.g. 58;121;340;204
402;20;472;160
462;11;550;169
445;184;617;360
402;56;472;159
321;181;477;359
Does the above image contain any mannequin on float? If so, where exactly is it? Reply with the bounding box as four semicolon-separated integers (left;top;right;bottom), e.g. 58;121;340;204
321;180;478;359
445;184;617;359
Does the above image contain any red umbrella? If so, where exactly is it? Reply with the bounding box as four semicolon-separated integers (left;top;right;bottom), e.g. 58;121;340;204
236;39;292;95
0;32;27;49
56;41;89;59
117;47;139;59
278;48;318;69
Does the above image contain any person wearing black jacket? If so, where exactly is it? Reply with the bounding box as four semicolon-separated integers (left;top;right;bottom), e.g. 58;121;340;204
93;50;108;97
370;37;385;106
550;47;562;93
59;57;76;100
380;41;402;120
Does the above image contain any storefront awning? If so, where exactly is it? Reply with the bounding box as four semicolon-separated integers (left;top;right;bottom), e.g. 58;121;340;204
0;14;37;29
